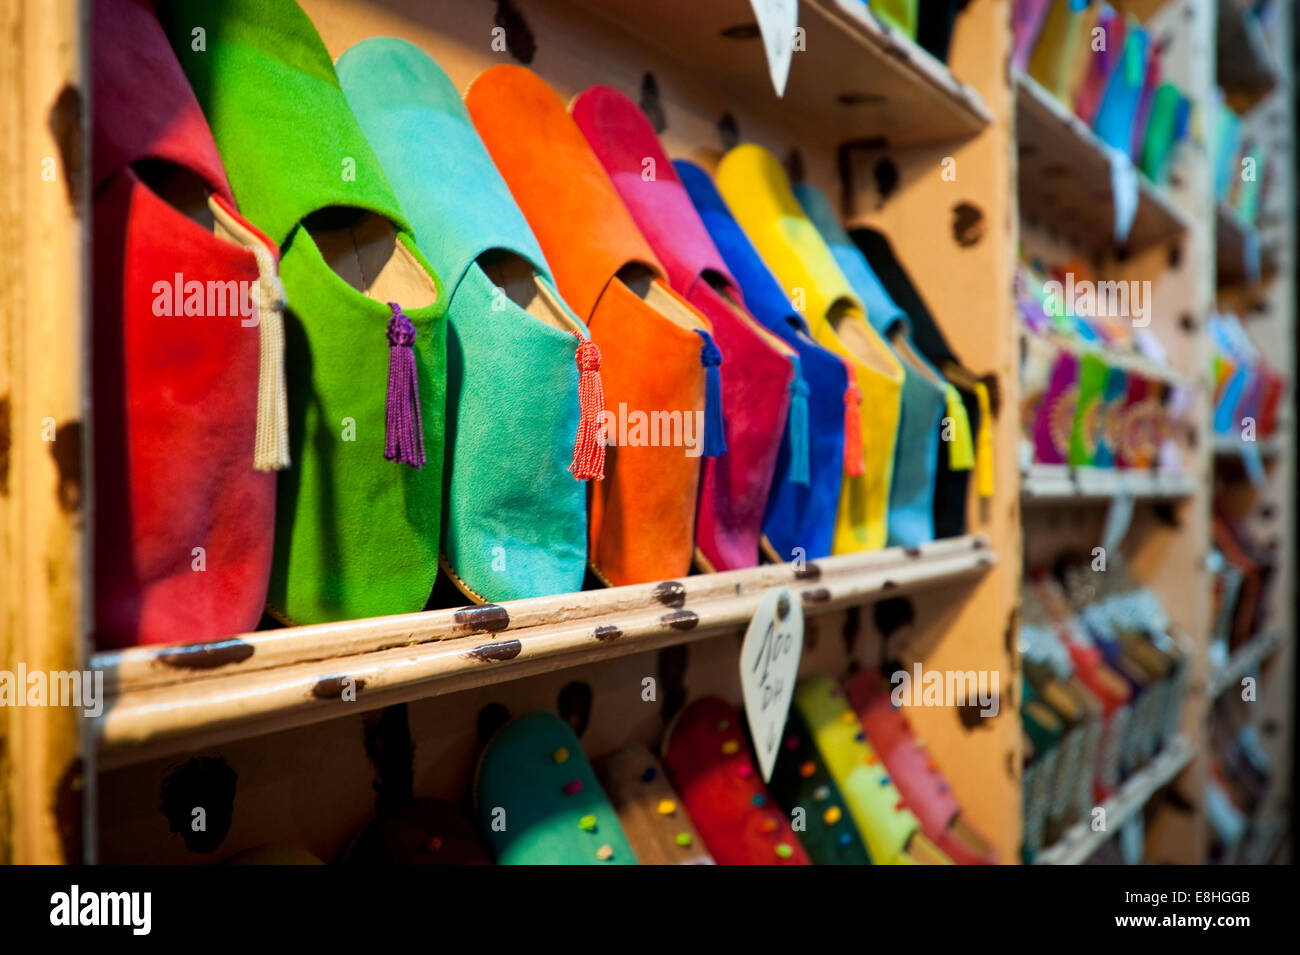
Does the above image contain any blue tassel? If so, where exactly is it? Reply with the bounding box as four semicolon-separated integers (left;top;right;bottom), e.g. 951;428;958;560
787;369;810;486
694;329;727;457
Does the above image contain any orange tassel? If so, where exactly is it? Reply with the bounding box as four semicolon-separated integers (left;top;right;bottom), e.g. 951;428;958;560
570;337;606;481
843;364;866;477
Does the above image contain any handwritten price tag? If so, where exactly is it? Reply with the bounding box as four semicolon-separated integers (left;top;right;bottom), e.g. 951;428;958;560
739;587;804;782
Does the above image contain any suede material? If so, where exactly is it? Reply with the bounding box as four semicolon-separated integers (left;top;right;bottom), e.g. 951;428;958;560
795;676;941;865
593;744;714;865
851;226;985;538
336;39;587;602
677;159;845;562
1093;20;1150;154
1068;351;1110;467
797;183;947;548
1074;7;1126;126
845;671;997;865
1034;350;1080;465
661;698;811;865
1115;374;1149;468
1012;0;1053;71
162;0;448;624
868;0;919;37
476;713;637;865
1092;366;1128;468
765;709;874;864
344;798;490;865
716;145;904;553
571;87;792;571
92;0;274;649
1026;0;1090;101
466;66;706;586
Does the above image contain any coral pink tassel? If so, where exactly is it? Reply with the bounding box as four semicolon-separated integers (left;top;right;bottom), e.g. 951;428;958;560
570;337;606;480
843;364;865;477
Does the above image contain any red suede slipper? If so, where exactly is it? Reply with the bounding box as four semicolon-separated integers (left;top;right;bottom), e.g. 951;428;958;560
662;698;811;865
572;87;796;572
845;671;998;864
91;0;283;649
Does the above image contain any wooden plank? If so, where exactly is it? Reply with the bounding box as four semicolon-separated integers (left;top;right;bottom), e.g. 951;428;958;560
0;0;90;864
1021;464;1197;503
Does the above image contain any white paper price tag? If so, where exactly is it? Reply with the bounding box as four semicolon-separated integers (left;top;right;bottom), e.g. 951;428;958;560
739;587;803;782
748;0;799;98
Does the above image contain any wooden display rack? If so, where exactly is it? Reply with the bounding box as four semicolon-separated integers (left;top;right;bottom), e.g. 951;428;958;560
0;0;1290;866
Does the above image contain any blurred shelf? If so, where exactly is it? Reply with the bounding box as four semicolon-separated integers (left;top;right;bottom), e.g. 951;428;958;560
1035;735;1195;865
1217;202;1277;286
1021;465;1196;503
1211;631;1280;699
1212;434;1282;459
91;535;995;769
569;0;991;146
1015;71;1189;254
1217;0;1280;113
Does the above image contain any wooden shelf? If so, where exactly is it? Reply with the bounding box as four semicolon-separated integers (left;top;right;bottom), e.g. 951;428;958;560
1217;202;1277;286
1217;0;1279;113
1034;735;1195;864
1015;71;1189;254
1213;434;1282;459
569;0;991;146
1021;465;1196;503
91;535;995;769
1211;631;1280;699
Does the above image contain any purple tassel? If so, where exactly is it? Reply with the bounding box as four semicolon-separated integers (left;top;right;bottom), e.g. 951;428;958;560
385;302;425;470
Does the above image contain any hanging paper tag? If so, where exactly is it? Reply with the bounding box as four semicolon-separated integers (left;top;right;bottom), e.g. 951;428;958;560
1101;488;1135;554
1108;146;1138;246
739;587;804;782
748;0;799;98
1243;227;1262;285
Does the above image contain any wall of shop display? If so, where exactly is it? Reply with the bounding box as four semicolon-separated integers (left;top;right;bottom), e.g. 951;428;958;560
0;0;1291;866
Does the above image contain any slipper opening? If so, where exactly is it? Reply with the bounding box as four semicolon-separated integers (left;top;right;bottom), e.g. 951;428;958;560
303;207;438;309
827;299;901;378
617;264;707;333
478;250;583;336
129;159;217;231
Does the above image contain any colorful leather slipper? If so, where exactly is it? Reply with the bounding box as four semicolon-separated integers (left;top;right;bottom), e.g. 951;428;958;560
343;798;490;865
676;159;847;563
661;698;811;865
795;675;952;864
571;87;795;573
336;39;595;604
160;0;447;625
92;0;283;649
845;670;998;865
475;713;637;865
466;66;709;588
593;744;713;865
716;145;904;554
765;708;873;864
796;184;950;548
851;226;993;536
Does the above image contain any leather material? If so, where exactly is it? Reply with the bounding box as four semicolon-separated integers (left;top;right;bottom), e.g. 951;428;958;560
765;708;874;864
593;744;714;865
795;675;950;864
466;65;706;587
1093;17;1151;154
852;226;988;536
1012;0;1053;71
1068;351;1109;467
92;0;274;648
845;671;997;864
337;39;588;603
798;184;947;547
1027;0;1091;100
716;145;904;553
677;159;846;562
1074;6;1126;126
476;713;637;865
1034;349;1080;465
868;0;919;37
1091;365;1129;467
161;0;448;624
661;698;811;865
572;86;793;572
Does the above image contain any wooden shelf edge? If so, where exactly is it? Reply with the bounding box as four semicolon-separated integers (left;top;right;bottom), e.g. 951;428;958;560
1034;735;1195;865
1021;465;1196;503
1014;71;1189;253
1216;0;1280;111
92;535;995;769
1210;631;1281;699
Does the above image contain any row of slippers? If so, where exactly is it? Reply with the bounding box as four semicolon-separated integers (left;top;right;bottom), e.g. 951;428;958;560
94;0;992;650
221;671;996;865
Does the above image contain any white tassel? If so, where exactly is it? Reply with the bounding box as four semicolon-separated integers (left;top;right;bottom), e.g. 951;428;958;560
247;242;291;471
